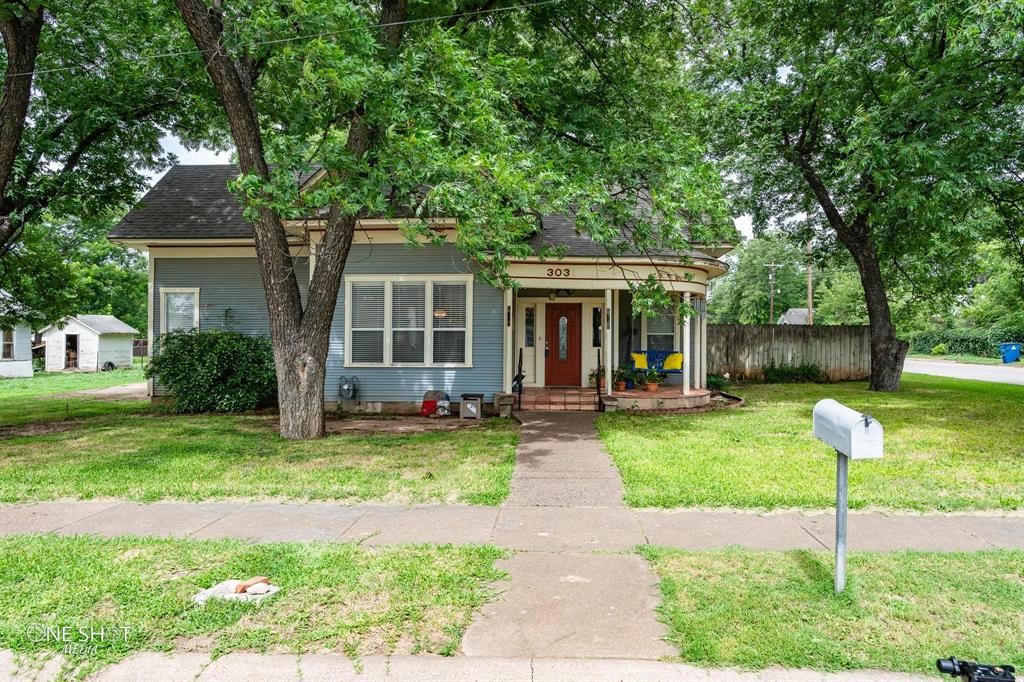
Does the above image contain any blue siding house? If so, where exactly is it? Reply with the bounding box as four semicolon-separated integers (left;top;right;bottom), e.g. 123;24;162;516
112;165;731;411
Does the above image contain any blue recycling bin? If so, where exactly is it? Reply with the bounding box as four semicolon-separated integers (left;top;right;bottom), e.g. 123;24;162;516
1000;342;1021;364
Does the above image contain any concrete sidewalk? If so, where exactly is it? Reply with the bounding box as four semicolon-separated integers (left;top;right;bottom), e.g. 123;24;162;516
2;499;1020;553
0;650;934;682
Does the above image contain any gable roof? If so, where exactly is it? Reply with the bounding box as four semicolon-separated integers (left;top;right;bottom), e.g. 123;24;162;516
778;308;810;325
43;315;138;335
110;165;730;265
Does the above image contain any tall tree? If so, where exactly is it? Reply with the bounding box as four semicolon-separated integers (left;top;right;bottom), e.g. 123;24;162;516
173;0;730;438
0;0;219;323
679;0;1024;390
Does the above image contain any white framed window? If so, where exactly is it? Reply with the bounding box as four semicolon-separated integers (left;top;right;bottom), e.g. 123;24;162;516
1;328;13;360
345;274;473;367
160;287;200;333
640;306;678;351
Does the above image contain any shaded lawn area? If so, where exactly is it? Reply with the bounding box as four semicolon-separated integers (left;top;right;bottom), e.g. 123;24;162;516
642;546;1024;675
0;535;505;678
597;375;1024;511
0;363;148;428
0;415;517;505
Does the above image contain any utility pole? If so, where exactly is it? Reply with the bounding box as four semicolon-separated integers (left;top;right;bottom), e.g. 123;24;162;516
765;263;782;323
806;241;814;325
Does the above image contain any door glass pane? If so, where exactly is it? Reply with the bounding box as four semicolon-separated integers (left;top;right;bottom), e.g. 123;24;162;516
524;307;535;347
559;315;568;360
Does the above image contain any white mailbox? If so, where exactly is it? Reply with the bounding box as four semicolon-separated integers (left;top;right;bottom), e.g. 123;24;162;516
813;399;883;460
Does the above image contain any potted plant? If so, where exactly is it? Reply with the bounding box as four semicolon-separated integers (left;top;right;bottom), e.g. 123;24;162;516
588;368;606;390
640;368;664;392
612;368;629;392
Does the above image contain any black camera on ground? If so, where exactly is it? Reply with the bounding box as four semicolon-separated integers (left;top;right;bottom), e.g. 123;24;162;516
938;657;1016;682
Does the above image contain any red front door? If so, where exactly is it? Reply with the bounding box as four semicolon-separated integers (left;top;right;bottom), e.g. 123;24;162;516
545;303;581;386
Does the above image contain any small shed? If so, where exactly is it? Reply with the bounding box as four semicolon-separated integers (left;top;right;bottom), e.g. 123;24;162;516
42;315;138;372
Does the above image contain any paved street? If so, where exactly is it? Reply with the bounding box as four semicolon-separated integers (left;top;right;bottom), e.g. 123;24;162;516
904;357;1024;384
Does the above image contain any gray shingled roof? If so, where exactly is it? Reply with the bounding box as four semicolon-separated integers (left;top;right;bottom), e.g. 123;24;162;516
75;315;139;335
111;165;724;266
778;308;810;325
530;213;717;261
110;165;250;240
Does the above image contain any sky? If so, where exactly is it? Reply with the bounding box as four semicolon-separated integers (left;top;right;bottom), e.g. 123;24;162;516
155;136;755;239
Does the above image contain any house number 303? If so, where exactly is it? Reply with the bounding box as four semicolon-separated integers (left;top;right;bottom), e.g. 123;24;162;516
547;267;571;277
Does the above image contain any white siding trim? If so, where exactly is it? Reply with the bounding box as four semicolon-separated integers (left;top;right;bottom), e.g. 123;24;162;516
344;273;474;368
159;287;200;334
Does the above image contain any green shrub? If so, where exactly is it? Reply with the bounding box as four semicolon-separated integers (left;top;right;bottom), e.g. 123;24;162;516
930;342;949;356
706;374;730;391
909;325;1024;358
146;330;276;412
762;361;826;383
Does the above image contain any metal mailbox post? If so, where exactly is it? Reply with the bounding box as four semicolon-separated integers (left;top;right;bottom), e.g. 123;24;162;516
812;399;884;593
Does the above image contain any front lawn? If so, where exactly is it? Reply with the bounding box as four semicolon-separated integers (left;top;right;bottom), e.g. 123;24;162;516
0;415;517;505
598;375;1024;511
643;546;1024;674
0;363;147;427
0;535;505;678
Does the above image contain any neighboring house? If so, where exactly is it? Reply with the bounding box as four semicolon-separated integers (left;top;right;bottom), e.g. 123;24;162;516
0;322;33;378
41;315;138;372
778;307;810;325
110;164;734;410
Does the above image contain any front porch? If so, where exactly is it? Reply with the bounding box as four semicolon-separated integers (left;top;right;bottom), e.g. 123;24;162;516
514;385;712;412
501;282;712;403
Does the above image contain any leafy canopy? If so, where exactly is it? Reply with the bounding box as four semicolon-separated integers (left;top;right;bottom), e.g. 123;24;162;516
216;0;733;300
679;0;1024;315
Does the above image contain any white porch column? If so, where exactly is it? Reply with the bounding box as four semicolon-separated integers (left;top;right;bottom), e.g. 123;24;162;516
503;288;513;393
612;290;620;370
700;297;708;389
682;292;692;395
604;289;613;395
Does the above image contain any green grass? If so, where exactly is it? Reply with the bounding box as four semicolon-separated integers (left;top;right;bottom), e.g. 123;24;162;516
642;546;1024;674
0;535;505;678
0;415;518;505
908;352;1007;366
0;362;147;427
597;375;1024;511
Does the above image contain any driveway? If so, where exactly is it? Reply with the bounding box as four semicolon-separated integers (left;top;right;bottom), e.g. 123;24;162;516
903;358;1024;385
54;381;149;400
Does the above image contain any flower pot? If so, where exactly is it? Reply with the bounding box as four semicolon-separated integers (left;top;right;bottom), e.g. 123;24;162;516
644;382;660;393
598;377;606;391
625;380;634;390
614;381;626;392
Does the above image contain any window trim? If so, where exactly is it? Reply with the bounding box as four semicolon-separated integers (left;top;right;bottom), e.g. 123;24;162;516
1;328;14;360
344;274;474;368
159;287;201;334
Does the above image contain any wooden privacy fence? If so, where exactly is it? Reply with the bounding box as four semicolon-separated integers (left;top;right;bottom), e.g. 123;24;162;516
708;324;872;381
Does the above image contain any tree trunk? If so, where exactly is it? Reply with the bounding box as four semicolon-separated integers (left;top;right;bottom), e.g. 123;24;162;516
848;239;908;391
0;6;45;253
792;158;907;391
175;0;405;439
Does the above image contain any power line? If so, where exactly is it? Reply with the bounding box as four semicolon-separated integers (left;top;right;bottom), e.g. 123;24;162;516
7;0;564;78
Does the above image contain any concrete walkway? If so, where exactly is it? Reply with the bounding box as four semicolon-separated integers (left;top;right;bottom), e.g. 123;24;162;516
904;357;1024;385
0;650;933;682
2;499;1021;553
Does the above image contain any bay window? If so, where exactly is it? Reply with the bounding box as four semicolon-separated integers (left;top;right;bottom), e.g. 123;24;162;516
345;275;472;366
